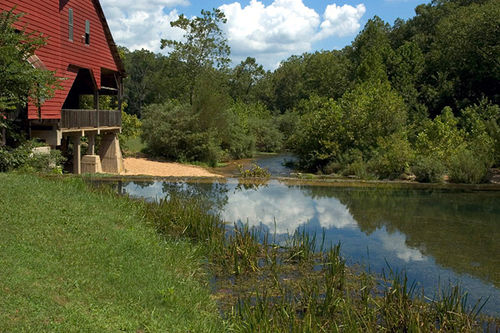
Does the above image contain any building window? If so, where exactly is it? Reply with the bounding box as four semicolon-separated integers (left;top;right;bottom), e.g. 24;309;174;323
68;9;73;41
85;20;90;45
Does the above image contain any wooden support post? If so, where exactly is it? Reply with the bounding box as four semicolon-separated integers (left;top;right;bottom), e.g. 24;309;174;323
88;133;95;155
94;90;99;128
72;134;81;174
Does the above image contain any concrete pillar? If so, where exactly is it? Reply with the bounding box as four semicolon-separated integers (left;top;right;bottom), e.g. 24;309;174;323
87;133;96;155
81;155;102;174
98;132;123;174
72;134;82;174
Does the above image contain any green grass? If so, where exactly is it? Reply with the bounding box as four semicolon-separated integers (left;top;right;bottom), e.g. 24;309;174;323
0;173;225;332
121;136;146;155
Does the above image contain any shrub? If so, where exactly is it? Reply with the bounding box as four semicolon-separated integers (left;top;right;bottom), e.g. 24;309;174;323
0;140;65;173
248;117;283;152
368;133;414;179
119;111;142;152
459;100;500;166
411;155;445;183
238;163;271;178
448;147;491;184
141;101;224;165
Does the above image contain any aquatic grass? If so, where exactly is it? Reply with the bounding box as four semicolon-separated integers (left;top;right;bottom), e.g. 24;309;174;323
431;285;489;331
237;163;271;178
285;228;317;263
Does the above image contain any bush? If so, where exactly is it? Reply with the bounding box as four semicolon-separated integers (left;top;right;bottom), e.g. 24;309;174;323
248;117;283;152
448;147;491;184
0;140;65;173
119;111;142;152
411;155;445;183
368;133;414;179
219;108;255;160
142;100;254;166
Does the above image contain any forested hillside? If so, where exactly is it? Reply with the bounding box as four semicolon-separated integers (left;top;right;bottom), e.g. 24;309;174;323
121;0;499;183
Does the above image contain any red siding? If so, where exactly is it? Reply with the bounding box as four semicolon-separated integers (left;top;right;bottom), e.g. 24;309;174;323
0;0;119;120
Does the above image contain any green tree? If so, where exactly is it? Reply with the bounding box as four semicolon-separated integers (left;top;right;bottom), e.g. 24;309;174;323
431;0;500;107
161;9;230;104
302;50;353;100
351;17;393;83
229;57;265;103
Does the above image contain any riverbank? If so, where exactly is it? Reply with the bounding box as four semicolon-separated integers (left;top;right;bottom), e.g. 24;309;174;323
122;157;222;177
0;173;224;331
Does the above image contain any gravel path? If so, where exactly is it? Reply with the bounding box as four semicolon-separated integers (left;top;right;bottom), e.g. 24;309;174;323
122;157;222;177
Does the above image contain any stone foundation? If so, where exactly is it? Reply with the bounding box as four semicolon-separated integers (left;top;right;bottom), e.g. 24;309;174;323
98;133;123;173
81;155;102;174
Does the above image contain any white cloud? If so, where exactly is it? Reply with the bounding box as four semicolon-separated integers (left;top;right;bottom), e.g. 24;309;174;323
100;0;187;53
378;230;426;262
100;0;366;68
221;185;357;234
220;0;366;68
316;4;366;39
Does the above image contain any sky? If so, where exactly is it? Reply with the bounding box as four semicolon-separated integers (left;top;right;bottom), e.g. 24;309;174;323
100;0;430;69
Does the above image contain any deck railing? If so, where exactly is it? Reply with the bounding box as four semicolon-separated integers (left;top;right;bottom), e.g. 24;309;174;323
61;109;121;129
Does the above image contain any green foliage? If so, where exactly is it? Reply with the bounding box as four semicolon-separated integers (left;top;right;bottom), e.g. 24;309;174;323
292;82;408;176
141;101;223;165
292;96;343;170
459;100;500;165
415;107;465;164
161;9;230;104
237;163;271;178
0;140;65;173
412;154;446;183
448;147;490;184
340;80;407;153
368;133;414;179
229;57;265;103
119;111;142;153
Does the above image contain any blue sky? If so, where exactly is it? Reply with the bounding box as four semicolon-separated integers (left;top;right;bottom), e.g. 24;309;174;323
101;0;430;69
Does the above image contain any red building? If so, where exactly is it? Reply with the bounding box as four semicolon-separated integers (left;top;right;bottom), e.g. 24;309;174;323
0;0;125;173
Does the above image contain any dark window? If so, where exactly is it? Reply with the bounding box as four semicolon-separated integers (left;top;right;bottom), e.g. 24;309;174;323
85;20;90;45
68;9;73;41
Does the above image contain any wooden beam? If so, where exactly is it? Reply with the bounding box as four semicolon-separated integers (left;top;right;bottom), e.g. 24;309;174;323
72;134;82;174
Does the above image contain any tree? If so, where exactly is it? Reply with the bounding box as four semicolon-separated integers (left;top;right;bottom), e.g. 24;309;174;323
229;57;265;103
160;9;230;104
0;9;59;143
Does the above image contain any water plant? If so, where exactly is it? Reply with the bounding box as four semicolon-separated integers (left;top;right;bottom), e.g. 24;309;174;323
237;163;271;178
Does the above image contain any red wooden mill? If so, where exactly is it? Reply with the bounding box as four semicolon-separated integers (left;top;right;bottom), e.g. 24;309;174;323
0;0;125;174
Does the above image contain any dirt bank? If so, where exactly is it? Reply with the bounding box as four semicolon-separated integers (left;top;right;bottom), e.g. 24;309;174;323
121;157;222;177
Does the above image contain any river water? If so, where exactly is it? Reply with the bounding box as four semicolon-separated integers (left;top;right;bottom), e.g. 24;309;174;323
114;177;500;317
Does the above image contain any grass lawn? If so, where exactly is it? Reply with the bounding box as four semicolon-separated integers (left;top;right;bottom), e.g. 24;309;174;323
0;173;225;332
122;136;146;156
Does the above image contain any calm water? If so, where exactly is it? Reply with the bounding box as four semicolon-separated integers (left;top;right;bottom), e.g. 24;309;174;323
116;179;500;316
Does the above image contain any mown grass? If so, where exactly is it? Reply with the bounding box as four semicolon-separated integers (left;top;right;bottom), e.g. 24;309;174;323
0;173;225;332
121;136;146;156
